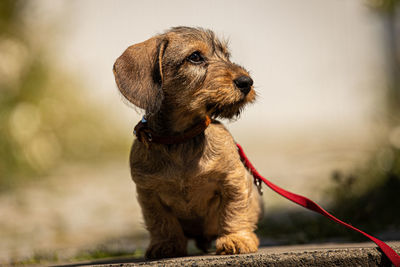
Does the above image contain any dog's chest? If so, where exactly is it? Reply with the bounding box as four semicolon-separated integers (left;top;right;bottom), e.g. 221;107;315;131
131;125;237;218
155;163;222;219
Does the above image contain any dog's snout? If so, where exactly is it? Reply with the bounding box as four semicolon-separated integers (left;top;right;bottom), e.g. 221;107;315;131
234;76;253;95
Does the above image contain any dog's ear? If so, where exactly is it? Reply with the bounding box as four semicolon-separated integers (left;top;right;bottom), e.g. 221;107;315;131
113;36;168;114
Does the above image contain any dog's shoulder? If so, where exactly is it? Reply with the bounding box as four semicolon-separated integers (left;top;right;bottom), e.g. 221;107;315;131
202;120;243;167
205;120;235;147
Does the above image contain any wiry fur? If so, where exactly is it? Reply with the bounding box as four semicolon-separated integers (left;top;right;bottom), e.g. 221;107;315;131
113;26;261;259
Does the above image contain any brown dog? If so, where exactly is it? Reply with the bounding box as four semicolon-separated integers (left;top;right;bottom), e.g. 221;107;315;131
113;26;261;259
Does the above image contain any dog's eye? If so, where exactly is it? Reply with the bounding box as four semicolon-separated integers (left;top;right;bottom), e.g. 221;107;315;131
187;51;204;64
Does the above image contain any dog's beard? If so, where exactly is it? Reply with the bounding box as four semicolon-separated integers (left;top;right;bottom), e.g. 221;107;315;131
207;100;247;120
200;87;256;120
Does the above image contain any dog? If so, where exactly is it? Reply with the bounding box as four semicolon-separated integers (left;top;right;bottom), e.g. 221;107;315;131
113;26;261;259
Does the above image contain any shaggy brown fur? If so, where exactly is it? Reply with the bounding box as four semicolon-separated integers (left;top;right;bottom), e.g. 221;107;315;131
113;26;261;259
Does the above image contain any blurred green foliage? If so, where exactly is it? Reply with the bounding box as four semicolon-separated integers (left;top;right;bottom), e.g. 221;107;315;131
0;0;128;190
328;145;400;232
367;0;400;13
74;247;144;262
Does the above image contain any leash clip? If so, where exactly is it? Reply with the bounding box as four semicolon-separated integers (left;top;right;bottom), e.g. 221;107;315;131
254;177;263;195
134;116;152;148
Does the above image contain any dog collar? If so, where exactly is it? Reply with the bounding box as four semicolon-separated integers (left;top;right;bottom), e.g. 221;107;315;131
134;116;211;147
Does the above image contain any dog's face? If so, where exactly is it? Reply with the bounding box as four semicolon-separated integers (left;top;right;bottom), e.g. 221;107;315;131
113;27;256;122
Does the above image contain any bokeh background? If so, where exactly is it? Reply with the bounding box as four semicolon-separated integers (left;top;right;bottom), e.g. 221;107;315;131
1;0;399;265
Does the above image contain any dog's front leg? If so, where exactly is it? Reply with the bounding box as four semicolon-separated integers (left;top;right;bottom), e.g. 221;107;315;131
136;187;188;259
216;170;260;255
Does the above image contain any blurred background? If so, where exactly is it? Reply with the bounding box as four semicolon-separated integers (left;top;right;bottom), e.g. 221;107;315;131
1;0;399;265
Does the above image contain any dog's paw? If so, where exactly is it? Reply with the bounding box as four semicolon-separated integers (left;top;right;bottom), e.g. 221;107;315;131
145;240;187;259
216;232;259;255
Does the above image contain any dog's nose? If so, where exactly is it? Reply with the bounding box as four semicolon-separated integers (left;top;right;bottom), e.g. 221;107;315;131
234;76;253;95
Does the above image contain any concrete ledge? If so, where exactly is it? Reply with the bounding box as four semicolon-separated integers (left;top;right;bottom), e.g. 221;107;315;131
62;242;400;267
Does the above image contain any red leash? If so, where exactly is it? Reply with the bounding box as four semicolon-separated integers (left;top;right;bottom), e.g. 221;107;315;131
237;143;400;267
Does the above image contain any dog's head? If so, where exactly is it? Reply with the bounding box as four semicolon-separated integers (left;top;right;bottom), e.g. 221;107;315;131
113;27;256;121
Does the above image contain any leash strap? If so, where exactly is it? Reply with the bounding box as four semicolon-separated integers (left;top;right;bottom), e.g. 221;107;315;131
236;143;400;267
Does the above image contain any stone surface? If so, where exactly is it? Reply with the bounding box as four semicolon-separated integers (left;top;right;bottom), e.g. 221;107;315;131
59;241;400;267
